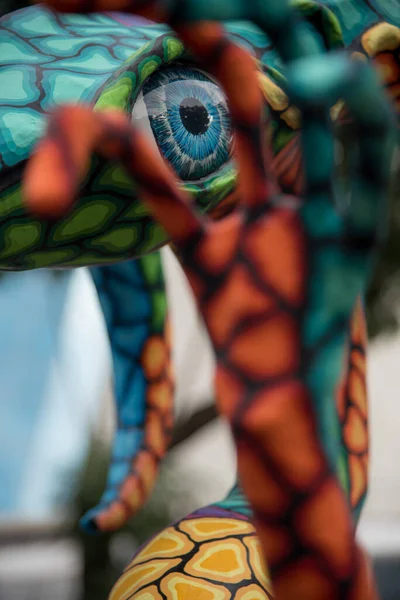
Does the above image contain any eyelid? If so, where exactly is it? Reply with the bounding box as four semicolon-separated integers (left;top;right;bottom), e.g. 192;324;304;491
131;90;160;153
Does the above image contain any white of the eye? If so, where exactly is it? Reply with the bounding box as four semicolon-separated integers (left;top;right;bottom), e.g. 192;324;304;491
131;90;160;154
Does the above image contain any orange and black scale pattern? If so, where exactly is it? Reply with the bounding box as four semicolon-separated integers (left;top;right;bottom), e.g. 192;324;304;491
95;315;174;532
337;299;369;522
82;256;174;533
24;1;395;599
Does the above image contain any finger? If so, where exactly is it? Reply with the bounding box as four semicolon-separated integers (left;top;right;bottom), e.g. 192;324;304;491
98;110;207;244
338;59;393;240
285;56;342;205
23;105;102;218
35;0;168;21
24;104;207;245
254;0;321;63
286;53;393;234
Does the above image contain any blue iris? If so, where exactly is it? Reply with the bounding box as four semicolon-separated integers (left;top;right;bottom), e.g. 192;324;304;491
140;66;232;181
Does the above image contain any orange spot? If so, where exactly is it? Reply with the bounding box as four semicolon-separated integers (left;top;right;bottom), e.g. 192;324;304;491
349;455;368;508
235;133;274;205
114;559;181;599
350;299;367;346
348;548;380;600
272;134;304;195
375;52;399;84
147;380;173;413
236;437;290;517
197;213;241;274
161;571;230;600
352;349;366;377
133;528;194;563
229;312;299;380
96;501;129;532
257;522;292;566
24;140;79;217
242;381;326;489
343;407;368;454
121;585;163;600
205;264;275;346
235;583;271;600
120;475;142;512
142;336;167;380
349;372;368;421
145;410;169;458
134;451;157;494
274;556;338;600
215;365;244;419
185;537;251;583
361;453;369;472
295;477;355;579
180;518;253;541
243;210;306;306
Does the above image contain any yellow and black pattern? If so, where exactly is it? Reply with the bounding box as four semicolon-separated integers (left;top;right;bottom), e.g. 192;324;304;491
110;514;273;600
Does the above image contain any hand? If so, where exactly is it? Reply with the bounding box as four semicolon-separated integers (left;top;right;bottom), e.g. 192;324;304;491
24;3;394;598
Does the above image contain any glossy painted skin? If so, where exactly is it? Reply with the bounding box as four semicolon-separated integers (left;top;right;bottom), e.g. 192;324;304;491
0;5;276;533
24;1;395;599
89;5;399;535
0;0;398;554
109;484;274;600
0;0;348;534
0;7;273;532
109;302;370;600
2;0;399;270
0;8;268;269
86;255;174;532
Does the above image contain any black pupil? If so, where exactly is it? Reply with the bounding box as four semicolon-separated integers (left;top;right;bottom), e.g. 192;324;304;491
179;97;210;135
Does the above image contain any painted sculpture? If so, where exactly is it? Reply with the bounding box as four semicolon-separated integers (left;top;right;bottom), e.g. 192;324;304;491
15;1;397;600
109;302;369;600
0;0;359;533
0;3;398;270
87;256;173;532
109;484;273;600
0;0;399;598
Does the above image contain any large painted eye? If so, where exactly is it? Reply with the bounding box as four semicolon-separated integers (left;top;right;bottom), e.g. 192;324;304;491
131;65;232;181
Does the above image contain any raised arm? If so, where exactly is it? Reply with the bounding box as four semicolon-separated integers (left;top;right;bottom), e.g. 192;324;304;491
84;254;173;532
